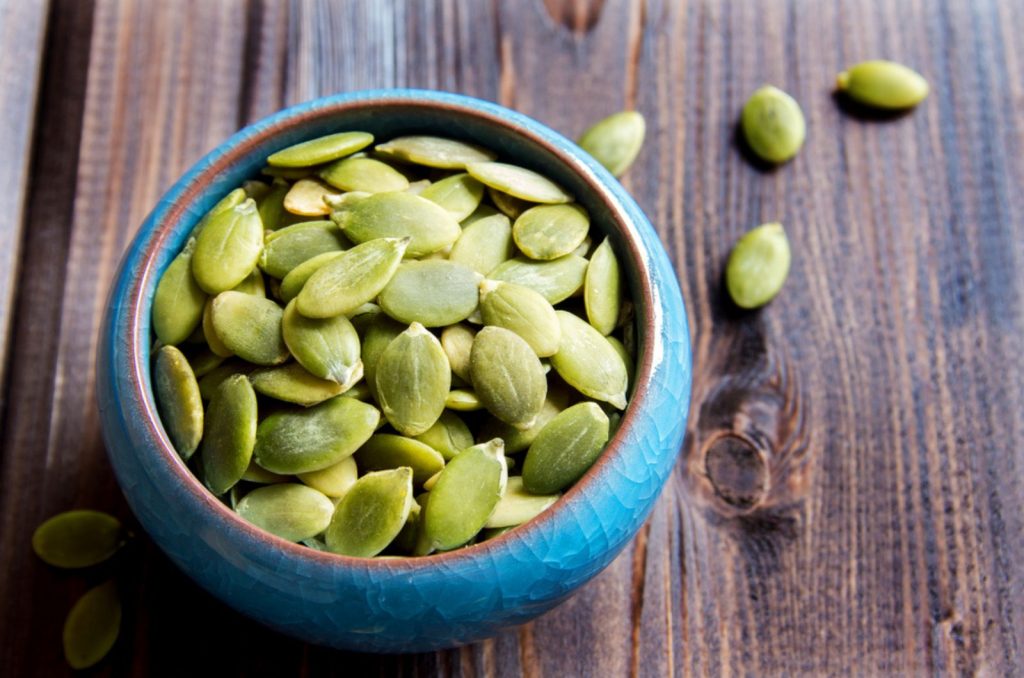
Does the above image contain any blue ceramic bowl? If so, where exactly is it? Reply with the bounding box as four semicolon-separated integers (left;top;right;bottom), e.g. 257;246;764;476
97;89;691;653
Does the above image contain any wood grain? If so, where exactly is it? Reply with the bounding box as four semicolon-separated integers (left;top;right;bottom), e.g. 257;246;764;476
1;0;1022;675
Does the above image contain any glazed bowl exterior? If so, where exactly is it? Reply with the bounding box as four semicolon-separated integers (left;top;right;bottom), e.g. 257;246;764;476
96;89;691;653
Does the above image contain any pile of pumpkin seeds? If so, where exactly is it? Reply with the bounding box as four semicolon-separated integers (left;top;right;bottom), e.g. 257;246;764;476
151;124;642;558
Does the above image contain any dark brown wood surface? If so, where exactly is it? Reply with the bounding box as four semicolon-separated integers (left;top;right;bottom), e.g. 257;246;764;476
2;0;1022;675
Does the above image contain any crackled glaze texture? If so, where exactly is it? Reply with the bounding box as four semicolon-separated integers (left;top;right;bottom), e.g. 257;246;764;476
96;90;691;652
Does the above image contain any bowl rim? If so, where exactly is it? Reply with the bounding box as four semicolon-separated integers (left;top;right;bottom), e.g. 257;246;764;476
123;88;667;571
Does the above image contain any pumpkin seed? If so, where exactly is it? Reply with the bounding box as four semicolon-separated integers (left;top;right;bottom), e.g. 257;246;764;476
741;85;806;164
467;162;572;204
267;131;374;168
578;111;646;177
63;580;121;670
325;468;414;557
479;280;561;357
297;455;358;498
513;204;589;261
152;239;207;345
605;336;635;390
199;374;258;495
281;300;362;386
253;396;379;474
32;510;125;569
210;291;289;365
296;236;408;319
485;476;559;528
412;411;474;461
355;434;445;485
522;401;610;494
153;345;204;460
331;191;461;257
379;260;481;327
241;460;289;484
461;203;501;226
192;199;264;294
360;314;406;399
488;187;532;220
490;255;589;304
551;311;628;409
278;250;346;303
584;237;622;335
470;326;547;429
283;178;342;217
249;363;345;406
243;179;270;202
197;361;252;400
405;179;432;195
421;439;507;551
422;471;441;491
725;222;791;309
374;323;451;436
235;483;335;542
202;298;233;357
445;388;485;411
193;188;248;238
449;213;514;275
836;60;929;109
374;135;497;169
260;220;348;279
419;173;485;221
391;499;422;553
257;179;291;231
188;347;226;378
320;156;410;193
262;164;326;180
440;323;476;384
232;268;266;297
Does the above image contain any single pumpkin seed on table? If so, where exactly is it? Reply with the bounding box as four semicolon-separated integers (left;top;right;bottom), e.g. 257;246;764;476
449;213;514;275
490;254;589;304
199;374;258;495
297;455;358;498
354;434;445;485
374;322;451;436
485;476;559;529
325;467;414;557
513;204;590;260
191;199;264;294
374;135;497;169
378;260;482;327
63;579;121;670
330;191;461;257
440;323;476;384
419;173;486;221
725;222;791;309
152;239;206;345
584;237;623;336
248;363;346;407
522;401;610;494
413;410;474;460
470;326;547;429
836;60;929;109
259;220;348;279
281;300;362;387
467;162;572;204
235;483;335;542
283;178;342;217
32;510;125;569
740;85;806;164
267;131;375;168
153;345;204;459
551;311;628;409
578;111;646;177
479;279;561;357
210;291;290;365
319;156;410;193
296;236;409;319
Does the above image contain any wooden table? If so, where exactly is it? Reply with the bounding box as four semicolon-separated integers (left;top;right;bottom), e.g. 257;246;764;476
2;0;1021;675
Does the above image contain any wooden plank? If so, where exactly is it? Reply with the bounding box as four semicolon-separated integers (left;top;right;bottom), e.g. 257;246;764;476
0;0;49;411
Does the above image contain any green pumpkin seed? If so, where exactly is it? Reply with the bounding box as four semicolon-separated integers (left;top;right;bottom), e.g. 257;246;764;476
422;471;441;491
262;164;326;180
461;203;501;226
267;131;374;168
330;192;461;257
490;255;589;304
584;237;622;335
488;187;532;220
578;111;646;177
445;388;485;411
355;434;445;485
405;179;432;195
232;268;266;297
413;411;473;461
741;85;806;164
522;401;610;494
440;324;476;383
725;222;791;309
512;204;589;261
152;239;207;345
470;326;547;429
297;455;358;498
421;439;507;551
479;280;561;357
249;363;345;406
199;374;258;495
32;510;125;569
605;336;635;390
325;468;414;557
375;323;451;436
243;179;270;202
63;580;121;670
202;298;233;357
391;499;422;554
320;156;410;193
253;396;379;474
449;213;514;275
210;291;289;365
836;60;929;109
360;314;406;399
481;526;514;540
374;135;496;169
235;483;335;542
342;381;373;402
188;347;226;377
153;346;204;460
419;173;485;221
485;476;559;528
296;237;409;319
259;220;348;279
379;260;481;327
241;460;289;484
572;236;593;258
551;311;628;409
466;162;572;204
197;361;252;400
281;300;362;386
478;392;567;453
257;179;291;231
279;250;346;303
192;188;248;239
192;199;264;294
283;178;342;217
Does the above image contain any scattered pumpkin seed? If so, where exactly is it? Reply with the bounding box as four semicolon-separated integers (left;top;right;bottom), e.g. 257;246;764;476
235;483;335;542
551;311;628;409
32;510;125;569
836;60;929;109
584;237;623;335
485;476;559;528
479;280;561;357
374;323;451;436
296;237;409;319
320;156;410;193
490;255;589;304
355;434;446;485
466;162;572;204
249;363;346;406
210;291;289;365
379;260;481;327
741;85;806;164
413;410;474;461
267;131;374;168
522;401;610;494
513;204;590;260
419;173;485;221
470;326;547;429
725;222;791;309
421;439;507;551
199;374;258;495
192;199;264;294
325;468;414;557
153;345;204;459
374;135;496;169
331;191;461;257
152;239;207;345
578;111;646;177
63;580;121;670
297;455;358;498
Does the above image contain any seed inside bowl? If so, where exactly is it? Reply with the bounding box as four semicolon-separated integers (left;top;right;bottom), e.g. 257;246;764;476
151;131;637;557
